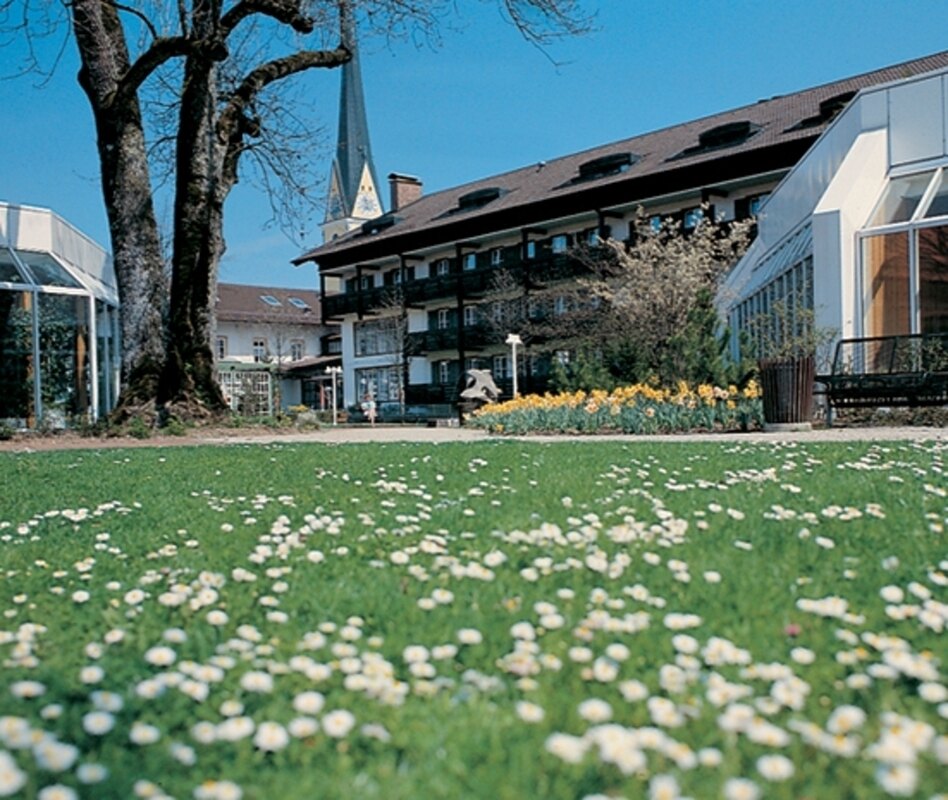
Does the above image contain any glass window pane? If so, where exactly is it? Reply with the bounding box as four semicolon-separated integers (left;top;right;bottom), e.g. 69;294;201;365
918;225;948;334
868;172;935;226
0;290;35;423
0;248;26;284
922;171;948;219
39;293;90;422
16;251;82;288
863;232;911;336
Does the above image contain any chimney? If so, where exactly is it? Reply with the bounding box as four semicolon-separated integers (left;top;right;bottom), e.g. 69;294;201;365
388;173;422;212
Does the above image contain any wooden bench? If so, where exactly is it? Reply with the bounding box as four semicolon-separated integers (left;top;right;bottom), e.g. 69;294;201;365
816;333;948;410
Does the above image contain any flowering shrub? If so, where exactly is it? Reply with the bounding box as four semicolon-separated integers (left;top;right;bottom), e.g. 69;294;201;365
469;381;763;434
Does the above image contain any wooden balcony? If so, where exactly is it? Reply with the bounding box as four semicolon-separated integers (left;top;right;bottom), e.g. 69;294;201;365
322;252;598;318
408;323;495;353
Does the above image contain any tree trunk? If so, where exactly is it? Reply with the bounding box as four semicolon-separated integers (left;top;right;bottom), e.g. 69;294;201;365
72;0;167;419
160;16;228;420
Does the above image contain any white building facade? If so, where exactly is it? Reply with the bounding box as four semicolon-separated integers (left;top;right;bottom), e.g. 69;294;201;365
722;65;948;355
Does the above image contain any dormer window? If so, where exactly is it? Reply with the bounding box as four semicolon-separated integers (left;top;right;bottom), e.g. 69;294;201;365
574;152;639;183
361;213;399;235
784;90;857;132
671;120;761;160
260;295;282;307
456;187;503;212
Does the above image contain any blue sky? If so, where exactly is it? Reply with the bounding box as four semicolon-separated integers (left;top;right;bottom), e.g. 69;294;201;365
2;1;947;289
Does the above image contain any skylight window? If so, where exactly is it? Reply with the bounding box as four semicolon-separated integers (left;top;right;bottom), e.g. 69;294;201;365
260;294;282;306
16;250;81;288
287;297;310;310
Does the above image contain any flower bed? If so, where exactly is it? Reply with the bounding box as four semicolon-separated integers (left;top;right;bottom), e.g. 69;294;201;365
469;381;763;434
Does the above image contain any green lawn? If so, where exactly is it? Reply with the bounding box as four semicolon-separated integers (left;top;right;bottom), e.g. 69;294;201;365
1;439;945;799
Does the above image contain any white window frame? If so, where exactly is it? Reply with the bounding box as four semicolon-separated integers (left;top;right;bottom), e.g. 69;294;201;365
215;336;227;360
252;338;268;363
437;308;450;330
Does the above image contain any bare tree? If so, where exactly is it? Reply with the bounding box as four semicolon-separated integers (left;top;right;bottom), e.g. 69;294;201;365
3;0;593;422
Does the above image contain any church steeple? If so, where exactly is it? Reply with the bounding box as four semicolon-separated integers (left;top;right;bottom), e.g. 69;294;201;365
322;10;383;242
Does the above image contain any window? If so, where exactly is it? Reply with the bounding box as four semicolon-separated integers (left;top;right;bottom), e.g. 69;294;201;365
858;170;948;336
360;275;373;290
749;194;768;217
463;306;478;327
551;235;568;254
355;319;398;356
554;349;570;366
528;298;542;319
438;361;451;385
437;309;451;330
683;207;704;230
356;366;402;404
463;253;477;271
553;295;569;316
287;297;310;310
524;240;536;260
215;336;227;360
260;295;282;307
493;355;510;380
435;259;450;277
649;215;663;233
252;338;268;362
392;269;403;285
290;340;305;361
869;172;935;226
490;248;503;266
586;228;602;246
491;302;504;322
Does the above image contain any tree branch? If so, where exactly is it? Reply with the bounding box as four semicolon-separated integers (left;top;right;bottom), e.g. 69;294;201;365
218;46;349;143
110;1;159;41
220;0;316;37
112;35;194;108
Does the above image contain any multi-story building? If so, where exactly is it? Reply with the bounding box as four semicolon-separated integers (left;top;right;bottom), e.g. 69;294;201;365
297;52;948;416
213;283;340;415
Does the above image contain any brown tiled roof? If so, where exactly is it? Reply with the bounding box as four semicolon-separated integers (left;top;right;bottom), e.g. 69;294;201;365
296;51;948;269
216;283;323;324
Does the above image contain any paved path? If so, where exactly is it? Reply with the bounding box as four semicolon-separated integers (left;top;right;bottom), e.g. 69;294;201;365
3;424;945;453
206;424;947;446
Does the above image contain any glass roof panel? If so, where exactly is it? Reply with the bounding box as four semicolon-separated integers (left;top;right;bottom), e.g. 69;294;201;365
922;170;948;219
868;171;935;226
0;247;26;284
15;250;82;288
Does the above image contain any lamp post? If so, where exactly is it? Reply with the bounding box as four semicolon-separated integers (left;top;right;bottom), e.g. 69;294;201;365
505;333;522;398
325;365;342;425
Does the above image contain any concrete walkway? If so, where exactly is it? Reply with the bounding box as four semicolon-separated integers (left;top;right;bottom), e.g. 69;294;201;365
203;424;946;446
3;423;945;453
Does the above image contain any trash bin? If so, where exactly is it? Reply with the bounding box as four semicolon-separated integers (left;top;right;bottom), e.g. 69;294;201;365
759;355;815;427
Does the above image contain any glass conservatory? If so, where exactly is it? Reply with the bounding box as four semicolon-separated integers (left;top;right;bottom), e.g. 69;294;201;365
0;203;119;429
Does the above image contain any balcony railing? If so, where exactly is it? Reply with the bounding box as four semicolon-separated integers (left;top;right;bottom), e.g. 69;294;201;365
321;252;600;318
408;324;495;353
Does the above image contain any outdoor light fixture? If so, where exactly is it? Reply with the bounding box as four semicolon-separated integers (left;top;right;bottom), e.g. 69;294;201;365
325;365;342;425
505;333;522;398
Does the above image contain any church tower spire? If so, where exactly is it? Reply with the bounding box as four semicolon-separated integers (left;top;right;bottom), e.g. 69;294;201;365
322;9;383;242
